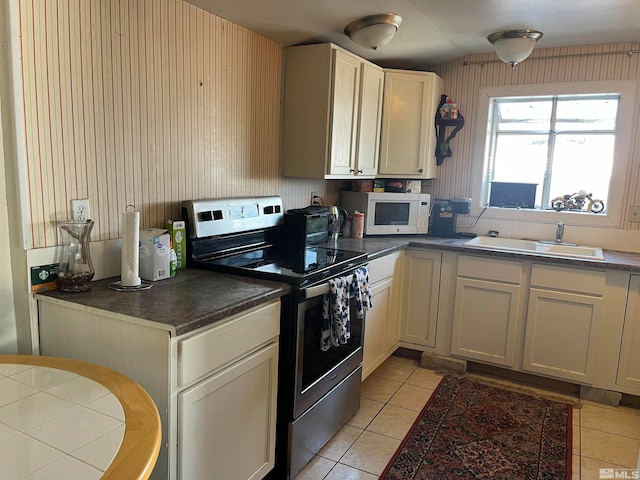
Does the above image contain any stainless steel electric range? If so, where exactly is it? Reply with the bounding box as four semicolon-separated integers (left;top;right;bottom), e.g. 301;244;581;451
182;196;368;479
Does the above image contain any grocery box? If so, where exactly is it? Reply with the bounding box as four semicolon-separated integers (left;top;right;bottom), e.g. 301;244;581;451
139;228;170;281
405;180;422;193
384;179;421;193
351;180;373;192
165;219;186;269
373;179;385;192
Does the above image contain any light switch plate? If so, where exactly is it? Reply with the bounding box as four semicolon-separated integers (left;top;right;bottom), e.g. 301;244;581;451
629;205;640;223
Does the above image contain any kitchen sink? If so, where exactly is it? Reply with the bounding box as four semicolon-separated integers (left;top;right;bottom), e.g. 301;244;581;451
463;236;605;261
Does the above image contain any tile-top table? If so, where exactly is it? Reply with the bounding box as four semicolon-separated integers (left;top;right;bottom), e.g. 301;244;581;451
0;355;161;479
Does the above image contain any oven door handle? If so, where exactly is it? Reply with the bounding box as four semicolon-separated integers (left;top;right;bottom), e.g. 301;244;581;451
301;282;330;300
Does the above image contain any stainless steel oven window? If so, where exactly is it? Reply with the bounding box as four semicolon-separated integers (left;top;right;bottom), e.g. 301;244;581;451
293;279;365;417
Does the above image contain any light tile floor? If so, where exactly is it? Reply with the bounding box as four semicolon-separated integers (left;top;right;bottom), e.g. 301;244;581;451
294;354;640;480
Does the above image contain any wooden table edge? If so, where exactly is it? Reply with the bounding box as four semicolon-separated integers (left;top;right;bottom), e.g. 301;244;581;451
0;354;161;480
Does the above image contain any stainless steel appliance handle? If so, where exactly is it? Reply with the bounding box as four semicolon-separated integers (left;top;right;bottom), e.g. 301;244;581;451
302;282;330;299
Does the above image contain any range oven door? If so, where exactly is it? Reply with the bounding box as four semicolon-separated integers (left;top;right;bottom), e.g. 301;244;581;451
292;278;364;418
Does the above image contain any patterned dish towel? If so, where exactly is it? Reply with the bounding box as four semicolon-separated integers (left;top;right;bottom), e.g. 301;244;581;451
321;266;372;351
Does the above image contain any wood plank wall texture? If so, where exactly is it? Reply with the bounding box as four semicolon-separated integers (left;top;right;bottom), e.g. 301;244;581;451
17;0;640;249
18;0;328;249
432;43;640;230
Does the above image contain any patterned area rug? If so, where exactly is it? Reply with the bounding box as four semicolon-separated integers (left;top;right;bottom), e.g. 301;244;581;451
380;375;572;480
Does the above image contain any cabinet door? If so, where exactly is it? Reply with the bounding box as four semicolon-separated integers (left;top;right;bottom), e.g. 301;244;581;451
400;250;441;348
617;276;640;389
378;71;442;178
178;342;278;480
355;64;384;176
328;50;360;176
523;289;601;383
363;277;394;380
451;278;521;366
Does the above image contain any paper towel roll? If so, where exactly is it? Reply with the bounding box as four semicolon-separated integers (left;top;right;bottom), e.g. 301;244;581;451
121;207;141;287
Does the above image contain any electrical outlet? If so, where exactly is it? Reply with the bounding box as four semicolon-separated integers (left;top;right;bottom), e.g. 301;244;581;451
71;198;91;221
629;205;640;223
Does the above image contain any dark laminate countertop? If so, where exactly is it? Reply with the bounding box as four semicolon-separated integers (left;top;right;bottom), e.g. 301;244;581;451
37;269;291;336
328;235;640;272
37;235;640;337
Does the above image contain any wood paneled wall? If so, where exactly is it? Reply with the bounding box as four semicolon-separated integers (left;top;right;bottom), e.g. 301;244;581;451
17;0;328;249
431;43;640;230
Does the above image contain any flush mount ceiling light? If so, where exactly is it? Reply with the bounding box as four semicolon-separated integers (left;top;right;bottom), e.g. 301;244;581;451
344;13;403;50
488;29;543;68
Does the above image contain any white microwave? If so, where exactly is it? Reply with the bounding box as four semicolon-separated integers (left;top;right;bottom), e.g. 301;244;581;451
340;191;431;235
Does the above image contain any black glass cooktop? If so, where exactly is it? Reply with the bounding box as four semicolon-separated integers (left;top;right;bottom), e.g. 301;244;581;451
194;245;367;287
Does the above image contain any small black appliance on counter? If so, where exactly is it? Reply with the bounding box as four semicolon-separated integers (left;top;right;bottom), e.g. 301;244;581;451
282;205;330;245
430;198;472;238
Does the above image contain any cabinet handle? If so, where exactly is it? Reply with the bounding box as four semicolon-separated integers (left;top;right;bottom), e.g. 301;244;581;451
418;168;424;173
358;169;363;174
349;169;355;173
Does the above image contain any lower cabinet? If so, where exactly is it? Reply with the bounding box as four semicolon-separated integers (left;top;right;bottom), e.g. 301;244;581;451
37;298;281;480
617;275;640;389
400;250;442;348
522;264;604;383
363;251;403;379
451;256;523;366
178;343;278;480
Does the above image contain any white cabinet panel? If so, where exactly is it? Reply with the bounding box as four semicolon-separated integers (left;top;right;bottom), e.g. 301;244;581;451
177;301;280;387
362;252;403;379
400;250;441;348
363;278;393;379
282;43;383;179
451;255;522;367
617;275;640;389
355;64;384;176
378;70;443;178
523;289;601;383
178;343;278;480
451;277;521;366
328;50;361;176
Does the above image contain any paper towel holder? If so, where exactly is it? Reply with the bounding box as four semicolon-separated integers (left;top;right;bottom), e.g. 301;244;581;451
110;204;153;291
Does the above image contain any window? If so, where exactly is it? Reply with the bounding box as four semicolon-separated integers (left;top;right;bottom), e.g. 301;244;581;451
487;95;618;211
471;81;636;227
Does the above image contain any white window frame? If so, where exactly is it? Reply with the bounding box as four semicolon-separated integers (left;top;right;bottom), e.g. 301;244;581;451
470;81;637;228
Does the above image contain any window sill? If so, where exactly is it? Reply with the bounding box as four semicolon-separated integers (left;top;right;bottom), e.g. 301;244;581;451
471;206;619;228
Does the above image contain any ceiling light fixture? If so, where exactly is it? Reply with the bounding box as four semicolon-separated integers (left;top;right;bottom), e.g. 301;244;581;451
344;13;402;50
488;29;543;68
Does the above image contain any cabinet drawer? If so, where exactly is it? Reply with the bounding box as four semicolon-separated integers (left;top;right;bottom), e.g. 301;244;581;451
177;300;280;387
369;251;401;284
530;264;605;295
457;255;522;284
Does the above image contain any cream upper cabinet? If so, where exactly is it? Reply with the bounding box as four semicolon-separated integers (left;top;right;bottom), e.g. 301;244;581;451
451;255;524;367
378;70;444;179
522;264;604;384
282;43;384;179
400;249;442;348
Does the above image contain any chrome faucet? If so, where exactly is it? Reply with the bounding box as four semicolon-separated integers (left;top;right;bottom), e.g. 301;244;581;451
555;222;565;243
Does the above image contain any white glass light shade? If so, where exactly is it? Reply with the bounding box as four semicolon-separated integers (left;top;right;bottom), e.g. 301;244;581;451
345;14;402;50
488;30;543;67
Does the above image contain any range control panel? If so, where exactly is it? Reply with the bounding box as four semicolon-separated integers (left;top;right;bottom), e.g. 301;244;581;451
182;196;283;239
